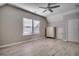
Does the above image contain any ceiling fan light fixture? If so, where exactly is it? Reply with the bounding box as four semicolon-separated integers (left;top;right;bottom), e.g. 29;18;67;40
39;3;60;13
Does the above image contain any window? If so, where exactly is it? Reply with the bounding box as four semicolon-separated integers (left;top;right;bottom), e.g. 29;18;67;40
23;18;32;35
23;18;40;35
33;20;40;34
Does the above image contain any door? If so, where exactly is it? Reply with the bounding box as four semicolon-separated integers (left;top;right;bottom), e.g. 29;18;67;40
68;19;79;42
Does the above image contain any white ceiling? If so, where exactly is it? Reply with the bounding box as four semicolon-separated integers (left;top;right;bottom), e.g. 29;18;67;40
0;3;79;17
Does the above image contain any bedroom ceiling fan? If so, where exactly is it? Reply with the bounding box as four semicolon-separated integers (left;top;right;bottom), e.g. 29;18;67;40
39;3;60;13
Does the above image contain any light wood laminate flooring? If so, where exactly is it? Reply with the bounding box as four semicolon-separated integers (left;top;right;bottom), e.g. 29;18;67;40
0;38;79;56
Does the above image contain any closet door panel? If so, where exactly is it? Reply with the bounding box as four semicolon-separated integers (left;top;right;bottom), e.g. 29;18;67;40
68;19;79;42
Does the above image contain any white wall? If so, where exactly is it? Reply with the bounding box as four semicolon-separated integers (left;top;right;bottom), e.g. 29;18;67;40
47;15;64;27
0;5;47;46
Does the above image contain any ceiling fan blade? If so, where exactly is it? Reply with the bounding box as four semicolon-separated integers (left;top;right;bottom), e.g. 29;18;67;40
50;5;60;8
43;10;47;13
39;7;47;9
49;9;53;12
48;3;51;7
48;3;57;7
51;3;57;5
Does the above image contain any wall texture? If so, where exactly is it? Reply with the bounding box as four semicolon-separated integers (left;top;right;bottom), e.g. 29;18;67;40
0;5;47;46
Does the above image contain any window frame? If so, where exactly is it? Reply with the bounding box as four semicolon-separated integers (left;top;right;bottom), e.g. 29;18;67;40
23;17;40;36
33;20;40;34
23;17;32;36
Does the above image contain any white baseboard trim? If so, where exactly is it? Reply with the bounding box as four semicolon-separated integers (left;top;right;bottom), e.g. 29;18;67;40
67;40;79;43
62;39;79;43
0;38;43;48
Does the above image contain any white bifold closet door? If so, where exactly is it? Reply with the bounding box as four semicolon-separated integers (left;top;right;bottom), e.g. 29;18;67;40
68;19;79;42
